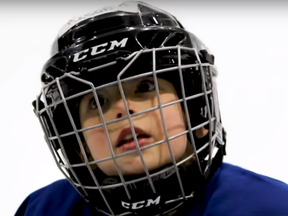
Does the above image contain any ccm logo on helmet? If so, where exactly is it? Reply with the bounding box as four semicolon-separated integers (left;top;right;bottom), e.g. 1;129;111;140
73;37;129;62
121;196;161;210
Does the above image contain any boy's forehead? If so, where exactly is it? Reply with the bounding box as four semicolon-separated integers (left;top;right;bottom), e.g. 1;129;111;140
82;76;143;94
102;76;152;90
81;76;157;96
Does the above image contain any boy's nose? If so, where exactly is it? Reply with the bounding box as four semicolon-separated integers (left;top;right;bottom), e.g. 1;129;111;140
116;109;134;118
114;98;135;119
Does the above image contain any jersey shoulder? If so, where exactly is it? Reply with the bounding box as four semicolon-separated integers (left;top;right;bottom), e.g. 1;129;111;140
202;163;288;216
15;179;92;216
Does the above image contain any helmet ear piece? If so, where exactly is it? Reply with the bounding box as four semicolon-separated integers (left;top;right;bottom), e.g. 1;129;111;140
33;96;88;166
34;98;101;186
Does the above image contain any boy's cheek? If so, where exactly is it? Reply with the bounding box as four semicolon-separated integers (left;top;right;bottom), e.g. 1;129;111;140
162;105;186;129
85;132;111;157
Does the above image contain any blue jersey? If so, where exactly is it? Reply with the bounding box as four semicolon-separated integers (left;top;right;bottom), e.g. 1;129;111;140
15;163;288;216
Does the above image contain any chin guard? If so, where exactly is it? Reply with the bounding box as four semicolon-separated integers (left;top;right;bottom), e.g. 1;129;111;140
81;159;206;216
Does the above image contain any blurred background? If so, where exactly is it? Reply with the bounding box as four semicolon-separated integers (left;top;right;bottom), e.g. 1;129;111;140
1;0;287;215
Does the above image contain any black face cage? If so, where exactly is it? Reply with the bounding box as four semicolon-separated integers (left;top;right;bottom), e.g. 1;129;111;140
32;3;226;216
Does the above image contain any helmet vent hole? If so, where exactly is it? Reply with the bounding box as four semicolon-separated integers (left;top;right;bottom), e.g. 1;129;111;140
164;33;186;47
137;31;170;48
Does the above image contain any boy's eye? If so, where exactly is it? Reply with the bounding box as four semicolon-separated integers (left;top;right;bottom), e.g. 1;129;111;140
89;96;106;109
136;80;156;93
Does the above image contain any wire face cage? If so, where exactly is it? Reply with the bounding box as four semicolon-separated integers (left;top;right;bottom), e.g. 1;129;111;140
34;45;225;215
32;2;226;216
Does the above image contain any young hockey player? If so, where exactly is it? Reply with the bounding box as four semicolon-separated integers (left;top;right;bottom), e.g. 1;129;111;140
15;1;288;216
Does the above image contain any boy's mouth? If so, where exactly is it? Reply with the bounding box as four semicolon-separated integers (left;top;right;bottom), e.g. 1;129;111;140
116;127;151;149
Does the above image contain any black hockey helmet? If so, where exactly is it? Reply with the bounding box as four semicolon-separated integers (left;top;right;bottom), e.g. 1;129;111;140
33;1;226;215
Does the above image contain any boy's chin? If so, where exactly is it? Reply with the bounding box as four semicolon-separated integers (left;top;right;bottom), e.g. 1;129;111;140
99;154;165;176
99;143;187;176
119;154;171;176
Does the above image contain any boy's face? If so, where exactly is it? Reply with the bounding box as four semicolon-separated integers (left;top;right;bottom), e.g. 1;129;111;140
79;76;187;176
